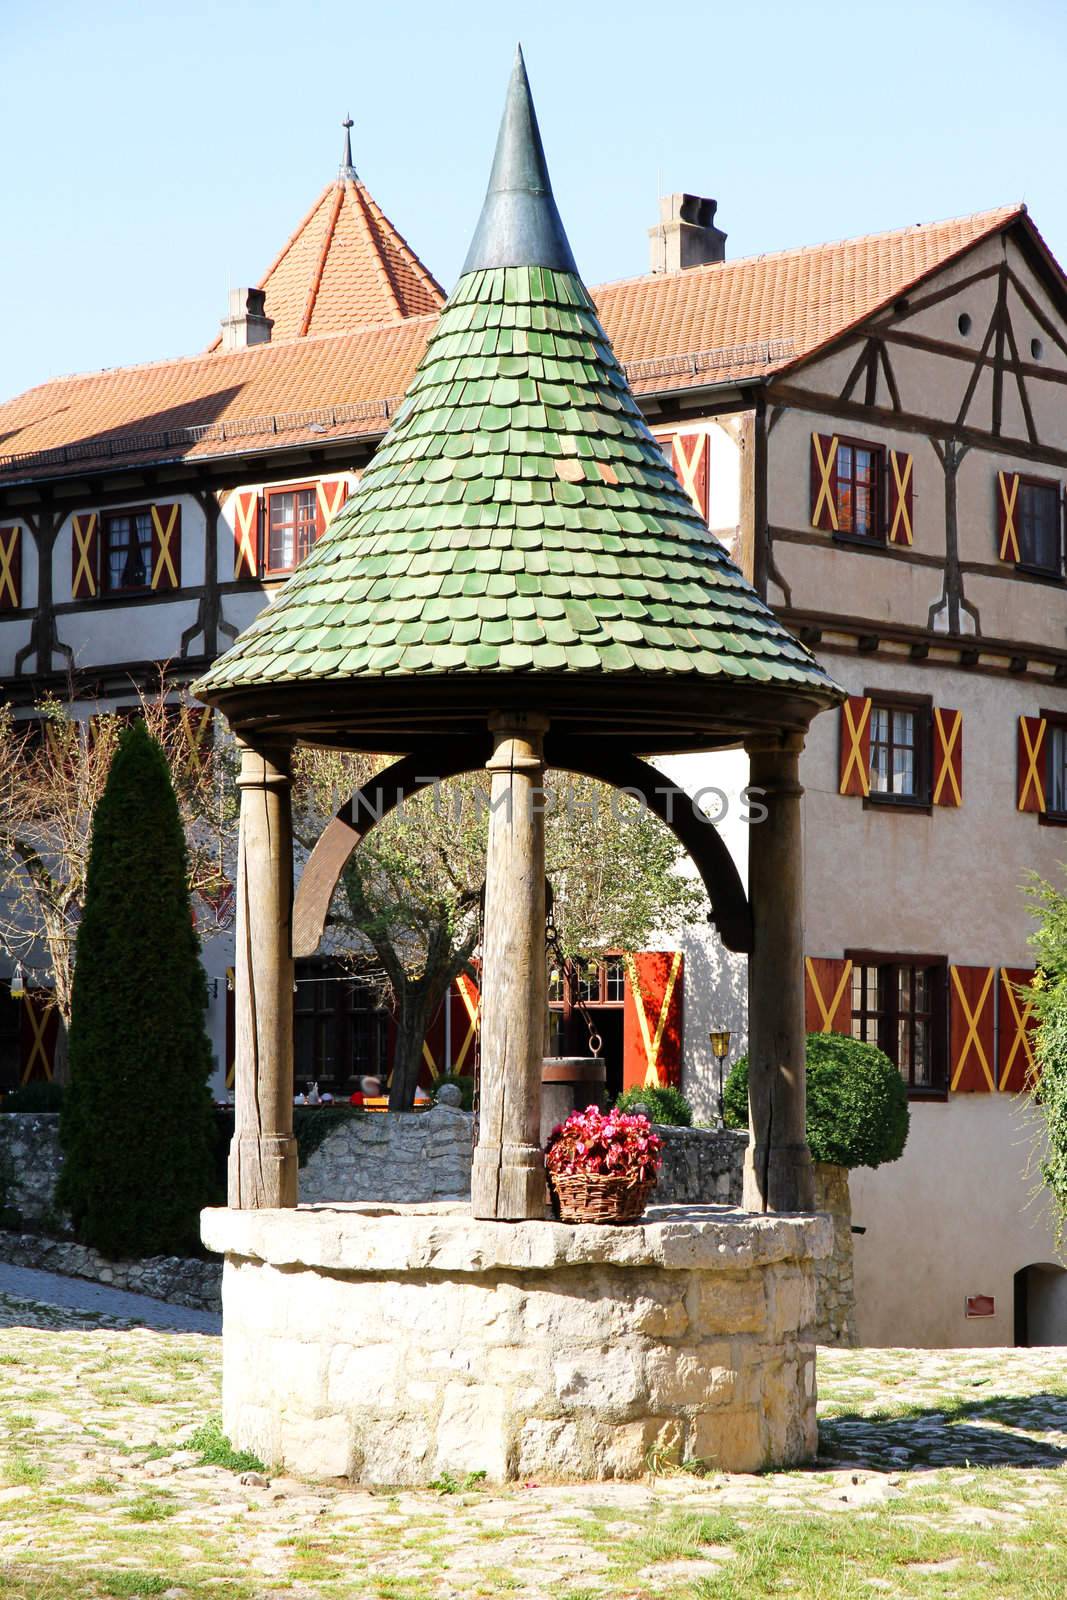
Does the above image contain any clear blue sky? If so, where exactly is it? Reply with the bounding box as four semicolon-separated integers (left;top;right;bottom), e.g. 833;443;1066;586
5;0;1066;400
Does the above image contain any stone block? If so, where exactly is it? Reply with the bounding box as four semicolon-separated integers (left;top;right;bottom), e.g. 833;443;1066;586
517;1418;584;1478
644;1344;734;1411
360;1419;432;1486
434;1384;508;1480
689;1406;766;1473
692;1272;766;1334
554;1348;646;1418
327;1342;399;1411
589;1416;684;1479
767;1269;816;1339
279;1412;353;1479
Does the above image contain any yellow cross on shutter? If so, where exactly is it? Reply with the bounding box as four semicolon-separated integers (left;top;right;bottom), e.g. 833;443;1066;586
950;965;996;1092
233;493;258;576
805;957;853;1032
1018;718;1046;813
72;514;98;598
21;997;52;1084
998;472;1020;562
889;452;913;544
452;974;481;1073
316;479;348;528
670;434;707;516
150;505;180;589
932;708;962;806
624;951;682;1088
840;699;872;797
998;971;1036;1091
0;527;19;607
812;434;839;531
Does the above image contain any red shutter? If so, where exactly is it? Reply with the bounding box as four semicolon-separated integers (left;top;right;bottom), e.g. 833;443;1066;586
932;708;963;807
622;951;684;1091
997;471;1021;562
20;991;58;1084
998;968;1039;1093
150;504;181;590
810;433;840;532
669;434;709;522
1017;716;1047;813
804;957;853;1034
418;992;448;1090
887;450;914;545
949;965;996;1092
232;491;261;579
71;513;99;599
315;478;349;535
449;970;481;1076
0;525;21;611
839;696;872;797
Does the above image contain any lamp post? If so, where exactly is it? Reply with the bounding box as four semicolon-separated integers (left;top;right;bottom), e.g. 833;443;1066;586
709;1028;732;1126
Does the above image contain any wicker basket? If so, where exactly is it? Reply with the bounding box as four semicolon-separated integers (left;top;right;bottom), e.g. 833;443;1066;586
549;1170;657;1225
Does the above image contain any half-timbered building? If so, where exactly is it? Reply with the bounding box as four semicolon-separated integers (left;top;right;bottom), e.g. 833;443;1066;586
1;135;1065;1343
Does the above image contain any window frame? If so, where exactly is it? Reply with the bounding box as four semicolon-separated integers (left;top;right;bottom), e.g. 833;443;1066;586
846;949;949;1099
101;505;154;595
863;688;933;810
832;435;886;548
1042;710;1067;826
1015;475;1063;580
263;483;322;576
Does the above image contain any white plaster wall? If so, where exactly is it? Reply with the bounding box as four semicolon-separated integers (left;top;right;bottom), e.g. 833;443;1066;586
0;620;32;679
850;1096;1055;1348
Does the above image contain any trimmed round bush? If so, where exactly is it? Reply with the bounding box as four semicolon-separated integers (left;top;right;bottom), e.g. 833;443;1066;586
615;1083;693;1127
723;1032;909;1170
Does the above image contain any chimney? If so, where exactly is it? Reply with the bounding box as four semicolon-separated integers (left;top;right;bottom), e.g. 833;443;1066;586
220;287;273;350
648;194;727;273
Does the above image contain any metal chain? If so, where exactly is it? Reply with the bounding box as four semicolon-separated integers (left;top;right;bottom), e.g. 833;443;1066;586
545;907;603;1057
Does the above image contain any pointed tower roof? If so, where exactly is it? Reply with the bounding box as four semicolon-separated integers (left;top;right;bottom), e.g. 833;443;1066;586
196;55;840;748
208;126;445;347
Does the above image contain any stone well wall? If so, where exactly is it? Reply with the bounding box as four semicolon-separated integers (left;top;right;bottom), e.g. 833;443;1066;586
202;1202;831;1485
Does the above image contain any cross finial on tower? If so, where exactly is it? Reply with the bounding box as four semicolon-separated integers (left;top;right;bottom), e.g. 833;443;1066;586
339;116;358;182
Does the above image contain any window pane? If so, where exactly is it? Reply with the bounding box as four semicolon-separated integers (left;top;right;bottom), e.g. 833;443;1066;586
1051;726;1067;814
1020;483;1060;572
605;959;625;1002
836;445;853;532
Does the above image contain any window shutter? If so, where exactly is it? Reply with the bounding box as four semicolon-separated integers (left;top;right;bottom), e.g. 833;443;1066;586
669;433;709;522
839;696;872;796
449;970;481;1075
315;478;349;536
887;450;914;545
225;969;236;1090
0;525;21;611
1017;715;1047;813
20;990;58;1084
149;503;181;590
997;471;1021;562
810;433;840;532
998;968;1038;1093
932;707;963;807
71;513;99;599
949;965;996;1092
622;950;684;1091
804;957;853;1034
232;491;261;579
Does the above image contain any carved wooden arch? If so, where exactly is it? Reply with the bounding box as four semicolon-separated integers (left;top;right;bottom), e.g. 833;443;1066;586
292;736;752;959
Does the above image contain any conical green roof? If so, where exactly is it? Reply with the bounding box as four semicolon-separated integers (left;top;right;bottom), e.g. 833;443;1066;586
195;51;838;718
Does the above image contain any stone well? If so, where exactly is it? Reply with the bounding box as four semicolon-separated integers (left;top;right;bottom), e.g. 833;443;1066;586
201;1202;830;1484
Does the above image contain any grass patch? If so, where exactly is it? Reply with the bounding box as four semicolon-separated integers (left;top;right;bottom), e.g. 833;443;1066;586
97;1577;171;1598
429;1468;487;1494
124;1493;177;1523
186;1417;264;1474
4;1453;44;1487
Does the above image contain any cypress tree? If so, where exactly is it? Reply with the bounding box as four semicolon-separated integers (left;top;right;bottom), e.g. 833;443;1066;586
58;720;216;1258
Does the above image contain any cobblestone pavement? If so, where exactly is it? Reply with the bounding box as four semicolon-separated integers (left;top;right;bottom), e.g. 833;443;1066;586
0;1263;220;1334
0;1291;1064;1599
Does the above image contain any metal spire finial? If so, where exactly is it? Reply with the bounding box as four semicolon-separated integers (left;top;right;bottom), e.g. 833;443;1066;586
339;115;358;182
460;45;578;277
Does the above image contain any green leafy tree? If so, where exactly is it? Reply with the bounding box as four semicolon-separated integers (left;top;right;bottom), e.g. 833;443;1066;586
57;721;216;1257
1024;871;1067;1244
723;1032;909;1170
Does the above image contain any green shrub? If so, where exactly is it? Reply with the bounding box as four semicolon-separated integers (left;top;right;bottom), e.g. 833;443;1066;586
615;1084;693;1127
431;1074;475;1112
58;721;216;1258
2;1082;65;1113
723;1032;909;1170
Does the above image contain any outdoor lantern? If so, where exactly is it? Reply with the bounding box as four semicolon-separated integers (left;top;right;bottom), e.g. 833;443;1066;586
9;963;25;1002
709;1028;732;1123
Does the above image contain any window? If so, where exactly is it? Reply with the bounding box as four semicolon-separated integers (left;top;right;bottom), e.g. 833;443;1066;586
868;697;930;804
1049;724;1067;818
293;961;389;1092
835;441;882;542
266;488;319;573
1018;480;1061;575
103;510;152;592
849;955;947;1094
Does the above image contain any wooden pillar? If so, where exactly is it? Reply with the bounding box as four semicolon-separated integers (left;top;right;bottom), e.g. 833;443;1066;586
742;733;814;1213
471;712;549;1220
229;741;298;1209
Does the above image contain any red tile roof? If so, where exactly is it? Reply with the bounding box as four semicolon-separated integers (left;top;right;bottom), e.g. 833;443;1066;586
0;205;1033;484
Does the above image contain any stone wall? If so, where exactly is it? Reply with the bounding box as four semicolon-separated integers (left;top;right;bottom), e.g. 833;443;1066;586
0;1230;222;1313
812;1163;857;1347
0;1113;63;1225
203;1202;832;1484
299;1105;474;1204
